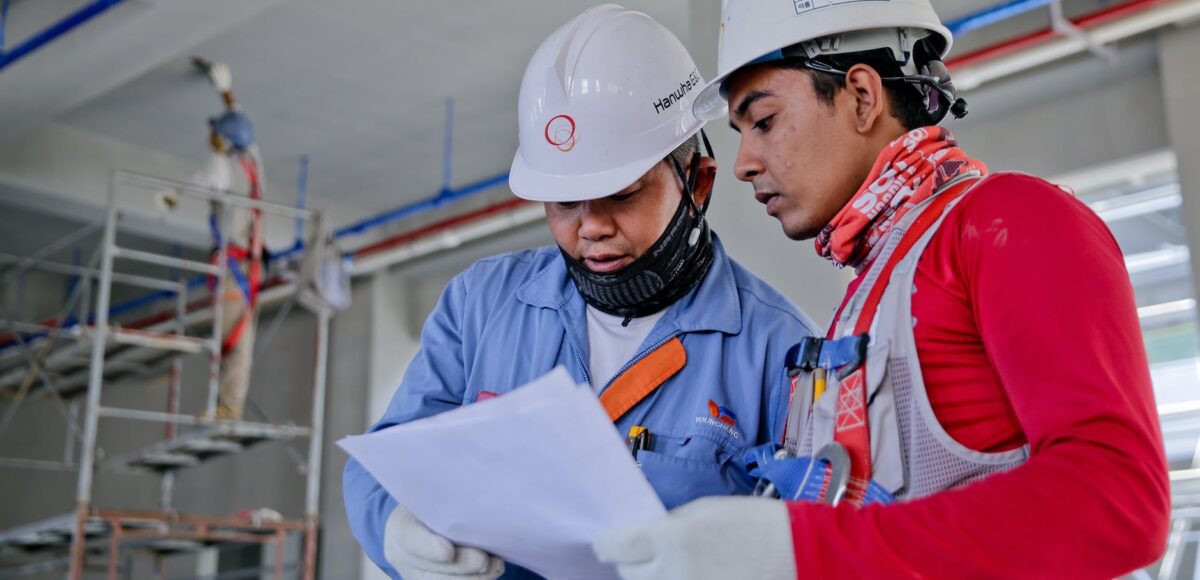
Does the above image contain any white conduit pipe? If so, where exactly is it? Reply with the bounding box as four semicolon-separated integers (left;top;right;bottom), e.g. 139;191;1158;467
350;203;546;276
954;0;1200;91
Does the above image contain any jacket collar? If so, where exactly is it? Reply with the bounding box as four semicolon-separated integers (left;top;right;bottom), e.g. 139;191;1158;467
516;235;743;336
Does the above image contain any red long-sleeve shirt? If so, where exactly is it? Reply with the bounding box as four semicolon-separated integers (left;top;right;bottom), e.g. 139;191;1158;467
788;173;1170;578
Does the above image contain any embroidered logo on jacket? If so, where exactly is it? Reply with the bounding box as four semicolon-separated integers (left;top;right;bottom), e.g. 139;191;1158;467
695;400;741;439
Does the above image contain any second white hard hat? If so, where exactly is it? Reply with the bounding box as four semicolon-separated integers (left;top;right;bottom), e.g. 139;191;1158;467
694;0;953;121
509;4;706;203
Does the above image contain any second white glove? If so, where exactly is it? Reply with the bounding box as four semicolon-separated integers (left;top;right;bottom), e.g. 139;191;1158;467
592;496;797;580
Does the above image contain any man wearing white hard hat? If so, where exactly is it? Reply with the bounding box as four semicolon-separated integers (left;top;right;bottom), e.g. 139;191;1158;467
594;1;1169;578
344;5;819;579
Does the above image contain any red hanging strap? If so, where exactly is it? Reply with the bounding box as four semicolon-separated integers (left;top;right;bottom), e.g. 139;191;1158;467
237;155;264;308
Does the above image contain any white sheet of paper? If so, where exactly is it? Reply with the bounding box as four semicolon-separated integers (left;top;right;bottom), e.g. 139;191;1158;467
339;367;666;580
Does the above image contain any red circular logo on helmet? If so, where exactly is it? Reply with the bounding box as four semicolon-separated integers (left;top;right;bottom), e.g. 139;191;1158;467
544;114;577;152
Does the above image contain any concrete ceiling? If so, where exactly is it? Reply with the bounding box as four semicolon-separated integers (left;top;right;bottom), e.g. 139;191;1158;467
55;0;693;218
0;0;1144;232
0;0;290;143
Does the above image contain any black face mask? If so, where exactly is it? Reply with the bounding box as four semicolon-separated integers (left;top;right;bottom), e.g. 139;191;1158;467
561;130;716;325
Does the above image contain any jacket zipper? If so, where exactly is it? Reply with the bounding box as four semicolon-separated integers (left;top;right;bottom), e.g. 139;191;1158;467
558;309;591;386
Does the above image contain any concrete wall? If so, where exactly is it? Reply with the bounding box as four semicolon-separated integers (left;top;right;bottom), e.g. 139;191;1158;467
323;280;376;580
1161;23;1200;314
950;40;1169;178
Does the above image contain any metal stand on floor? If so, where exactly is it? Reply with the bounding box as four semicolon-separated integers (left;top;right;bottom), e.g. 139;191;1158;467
0;170;331;579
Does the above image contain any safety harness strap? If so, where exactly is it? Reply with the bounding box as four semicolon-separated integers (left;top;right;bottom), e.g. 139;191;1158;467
828;177;978;505
237;155;264;308
208;154;265;356
599;337;687;422
221;311;250;355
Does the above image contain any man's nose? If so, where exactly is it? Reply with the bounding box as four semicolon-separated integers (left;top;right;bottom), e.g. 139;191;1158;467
577;202;617;241
734;138;763;183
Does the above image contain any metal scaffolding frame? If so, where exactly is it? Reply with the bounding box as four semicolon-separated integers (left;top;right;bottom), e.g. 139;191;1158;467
0;170;331;580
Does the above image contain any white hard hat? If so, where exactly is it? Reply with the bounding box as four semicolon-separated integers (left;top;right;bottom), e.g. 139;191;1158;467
694;0;953;121
509;4;706;203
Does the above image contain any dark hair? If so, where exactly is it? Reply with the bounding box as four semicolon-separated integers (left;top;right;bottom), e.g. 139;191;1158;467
666;133;701;171
770;48;937;130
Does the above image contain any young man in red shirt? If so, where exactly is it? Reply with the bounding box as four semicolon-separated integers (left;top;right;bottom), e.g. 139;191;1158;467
593;2;1170;578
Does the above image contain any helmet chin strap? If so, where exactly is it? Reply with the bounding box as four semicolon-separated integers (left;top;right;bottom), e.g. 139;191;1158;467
667;129;717;247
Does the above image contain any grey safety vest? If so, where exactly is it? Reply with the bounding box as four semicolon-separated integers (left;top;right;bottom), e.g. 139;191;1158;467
784;173;1029;500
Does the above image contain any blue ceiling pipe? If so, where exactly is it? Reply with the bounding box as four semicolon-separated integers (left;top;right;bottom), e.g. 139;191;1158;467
334;172;509;242
0;0;127;70
945;0;1052;38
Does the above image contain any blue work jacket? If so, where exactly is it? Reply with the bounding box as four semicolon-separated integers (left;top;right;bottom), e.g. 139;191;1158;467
344;237;819;579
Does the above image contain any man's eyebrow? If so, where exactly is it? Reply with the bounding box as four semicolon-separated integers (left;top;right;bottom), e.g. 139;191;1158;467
732;90;773;120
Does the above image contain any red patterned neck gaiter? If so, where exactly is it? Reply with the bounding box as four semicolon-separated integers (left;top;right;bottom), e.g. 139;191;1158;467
815;127;988;269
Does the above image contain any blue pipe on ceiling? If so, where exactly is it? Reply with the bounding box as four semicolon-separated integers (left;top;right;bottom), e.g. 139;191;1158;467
333;172;511;240
0;0;127;71
945;0;1052;38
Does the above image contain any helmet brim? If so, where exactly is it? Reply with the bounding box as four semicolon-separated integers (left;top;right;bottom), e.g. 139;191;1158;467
509;147;664;203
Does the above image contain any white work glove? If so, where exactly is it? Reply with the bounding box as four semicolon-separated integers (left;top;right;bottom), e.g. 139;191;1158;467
593;496;797;580
208;62;233;92
383;506;504;580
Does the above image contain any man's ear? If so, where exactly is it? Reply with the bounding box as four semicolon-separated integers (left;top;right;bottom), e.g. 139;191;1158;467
843;64;887;135
692;157;718;208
